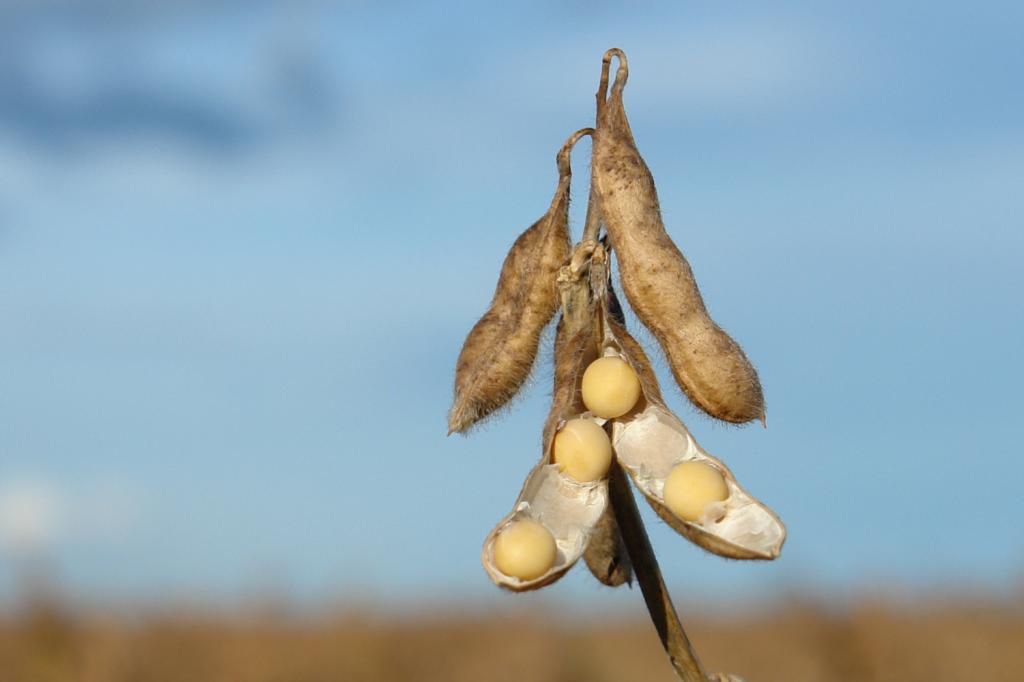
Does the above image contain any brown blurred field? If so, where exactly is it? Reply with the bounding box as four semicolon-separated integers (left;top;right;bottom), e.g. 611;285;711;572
2;599;1023;682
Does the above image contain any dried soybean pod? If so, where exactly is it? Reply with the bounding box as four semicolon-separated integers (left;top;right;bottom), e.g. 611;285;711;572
561;244;633;588
542;320;599;448
579;245;636;588
481;432;609;591
610;327;784;560
583;503;633;587
591;48;765;424
448;128;594;434
482;255;610;592
542;244;602;447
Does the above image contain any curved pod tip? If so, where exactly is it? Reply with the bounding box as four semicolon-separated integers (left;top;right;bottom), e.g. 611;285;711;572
598;48;629;103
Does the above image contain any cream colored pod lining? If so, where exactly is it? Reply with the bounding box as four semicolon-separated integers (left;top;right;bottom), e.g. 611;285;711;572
612;404;785;560
481;446;609;591
597;308;786;561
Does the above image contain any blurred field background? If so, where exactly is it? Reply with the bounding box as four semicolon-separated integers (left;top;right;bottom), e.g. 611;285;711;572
3;597;1024;682
2;1;1023;681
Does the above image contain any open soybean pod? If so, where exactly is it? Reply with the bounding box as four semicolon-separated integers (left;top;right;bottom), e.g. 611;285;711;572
480;439;609;590
448;128;593;435
612;390;786;560
590;48;765;425
482;253;612;590
590;252;785;560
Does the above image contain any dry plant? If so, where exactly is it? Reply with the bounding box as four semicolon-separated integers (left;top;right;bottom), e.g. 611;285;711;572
5;600;1024;682
449;48;785;682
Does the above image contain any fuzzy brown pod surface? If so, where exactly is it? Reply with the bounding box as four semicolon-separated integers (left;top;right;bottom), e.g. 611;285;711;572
481;257;611;591
448;129;592;435
590;49;765;425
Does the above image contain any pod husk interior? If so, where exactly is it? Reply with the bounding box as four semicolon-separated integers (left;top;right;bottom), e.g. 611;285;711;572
481;447;608;591
601;318;785;560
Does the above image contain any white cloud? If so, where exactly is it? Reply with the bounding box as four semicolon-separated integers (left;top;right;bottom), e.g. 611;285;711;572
0;478;61;554
0;475;147;555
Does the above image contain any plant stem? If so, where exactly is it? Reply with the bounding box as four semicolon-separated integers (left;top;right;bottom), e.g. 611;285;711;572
608;458;709;682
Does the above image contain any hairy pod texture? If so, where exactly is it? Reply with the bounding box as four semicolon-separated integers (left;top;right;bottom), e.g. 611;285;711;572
448;129;593;435
591;49;765;425
542;321;599;449
481;261;610;592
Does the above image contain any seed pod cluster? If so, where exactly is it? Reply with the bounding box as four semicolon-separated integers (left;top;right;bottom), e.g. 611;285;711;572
591;49;765;425
458;50;783;596
455;48;782;682
448;129;591;435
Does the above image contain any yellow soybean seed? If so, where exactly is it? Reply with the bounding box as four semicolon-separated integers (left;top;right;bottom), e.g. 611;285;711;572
553;418;613;482
493;519;557;580
581;356;641;418
663;461;729;522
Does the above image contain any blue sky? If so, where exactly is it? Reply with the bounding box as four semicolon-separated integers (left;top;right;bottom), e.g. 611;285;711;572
1;1;1022;611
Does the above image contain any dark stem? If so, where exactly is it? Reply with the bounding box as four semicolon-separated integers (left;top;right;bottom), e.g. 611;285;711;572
608;459;709;682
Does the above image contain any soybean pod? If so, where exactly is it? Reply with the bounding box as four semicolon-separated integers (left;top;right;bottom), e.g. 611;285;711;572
448;129;593;434
591;49;765;425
